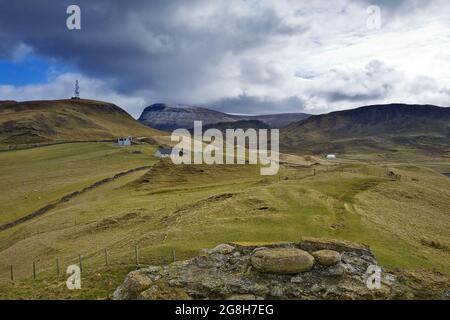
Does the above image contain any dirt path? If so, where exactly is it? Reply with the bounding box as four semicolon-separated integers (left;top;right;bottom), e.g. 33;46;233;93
0;165;152;231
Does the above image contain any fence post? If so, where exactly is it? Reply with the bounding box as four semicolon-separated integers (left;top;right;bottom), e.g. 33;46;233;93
105;249;109;266
172;249;176;262
10;265;13;281
78;254;82;272
313;168;316;176
56;258;60;277
33;261;36;280
135;245;140;267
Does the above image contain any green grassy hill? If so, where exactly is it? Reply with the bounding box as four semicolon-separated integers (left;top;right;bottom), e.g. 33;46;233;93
0;101;448;299
0;143;448;299
281;104;450;155
0;142;158;226
0;99;163;149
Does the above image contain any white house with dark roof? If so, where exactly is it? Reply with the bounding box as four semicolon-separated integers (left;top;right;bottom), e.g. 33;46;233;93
117;137;132;146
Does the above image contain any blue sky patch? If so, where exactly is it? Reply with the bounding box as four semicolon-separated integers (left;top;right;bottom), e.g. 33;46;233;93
0;55;74;86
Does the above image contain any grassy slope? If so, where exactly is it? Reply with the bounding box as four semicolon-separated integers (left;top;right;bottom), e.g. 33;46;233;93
0;99;163;148
0;145;448;299
281;104;450;155
0;142;158;225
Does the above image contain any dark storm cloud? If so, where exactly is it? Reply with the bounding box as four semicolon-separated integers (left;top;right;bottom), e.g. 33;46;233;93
0;0;449;115
209;95;306;115
0;0;303;97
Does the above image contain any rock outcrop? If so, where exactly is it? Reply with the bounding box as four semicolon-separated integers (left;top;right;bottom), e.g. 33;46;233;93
114;238;450;300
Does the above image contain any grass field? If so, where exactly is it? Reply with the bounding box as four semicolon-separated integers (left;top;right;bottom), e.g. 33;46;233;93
0;143;449;299
0;99;163;149
0;142;158;225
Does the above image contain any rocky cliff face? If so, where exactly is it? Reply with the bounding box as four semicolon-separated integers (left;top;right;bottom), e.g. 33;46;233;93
138;104;238;131
138;103;310;131
114;238;450;300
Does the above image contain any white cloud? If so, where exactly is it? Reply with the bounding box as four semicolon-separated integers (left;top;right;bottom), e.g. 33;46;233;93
1;0;450;114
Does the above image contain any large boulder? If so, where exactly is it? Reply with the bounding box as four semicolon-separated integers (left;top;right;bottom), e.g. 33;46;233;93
312;250;341;266
251;248;315;274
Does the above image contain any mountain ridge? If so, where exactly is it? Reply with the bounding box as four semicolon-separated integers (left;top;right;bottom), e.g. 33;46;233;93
138;103;310;131
281;103;450;155
0;99;163;148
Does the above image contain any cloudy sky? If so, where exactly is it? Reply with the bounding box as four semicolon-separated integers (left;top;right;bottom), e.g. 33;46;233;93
0;0;449;117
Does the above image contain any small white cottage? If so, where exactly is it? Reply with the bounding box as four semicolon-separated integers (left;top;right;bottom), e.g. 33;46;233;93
118;137;132;147
325;154;336;160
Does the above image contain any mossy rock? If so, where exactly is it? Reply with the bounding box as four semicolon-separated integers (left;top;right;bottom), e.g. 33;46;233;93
312;249;341;266
251;248;315;274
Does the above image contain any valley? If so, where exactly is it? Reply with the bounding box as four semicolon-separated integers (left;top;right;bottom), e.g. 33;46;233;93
0;140;448;299
0;99;448;299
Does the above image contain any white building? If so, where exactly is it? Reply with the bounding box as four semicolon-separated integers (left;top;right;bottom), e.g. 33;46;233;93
325;154;336;159
118;137;132;147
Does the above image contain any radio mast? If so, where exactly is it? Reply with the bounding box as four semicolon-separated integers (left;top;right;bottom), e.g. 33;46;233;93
74;80;80;99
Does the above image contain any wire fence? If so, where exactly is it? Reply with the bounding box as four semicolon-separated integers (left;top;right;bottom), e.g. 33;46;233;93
1;164;407;284
1;245;180;284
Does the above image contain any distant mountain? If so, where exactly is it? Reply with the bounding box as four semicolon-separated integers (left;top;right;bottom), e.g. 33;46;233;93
239;113;310;129
189;119;271;134
0;99;162;148
138;103;310;131
138;104;237;131
281;104;450;155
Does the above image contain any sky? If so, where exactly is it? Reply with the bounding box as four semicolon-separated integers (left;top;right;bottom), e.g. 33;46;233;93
0;0;449;118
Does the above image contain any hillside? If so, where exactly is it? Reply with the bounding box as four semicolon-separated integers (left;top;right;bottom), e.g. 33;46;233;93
189;119;271;134
281;104;450;155
138;103;310;131
138;104;238;131
239;113;310;128
0;99;163;148
0;155;449;299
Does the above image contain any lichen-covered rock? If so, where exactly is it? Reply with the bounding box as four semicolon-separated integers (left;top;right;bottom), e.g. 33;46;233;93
312;250;341;266
137;283;192;300
113;270;153;300
211;243;235;255
114;239;450;300
251;248;315;274
229;242;295;254
227;294;258;300
299;237;371;256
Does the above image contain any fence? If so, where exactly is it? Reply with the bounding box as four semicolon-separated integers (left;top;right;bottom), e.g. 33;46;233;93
1;164;408;283
1;244;180;284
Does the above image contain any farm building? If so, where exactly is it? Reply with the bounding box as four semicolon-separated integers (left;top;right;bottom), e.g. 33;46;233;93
325;154;336;159
117;137;132;146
